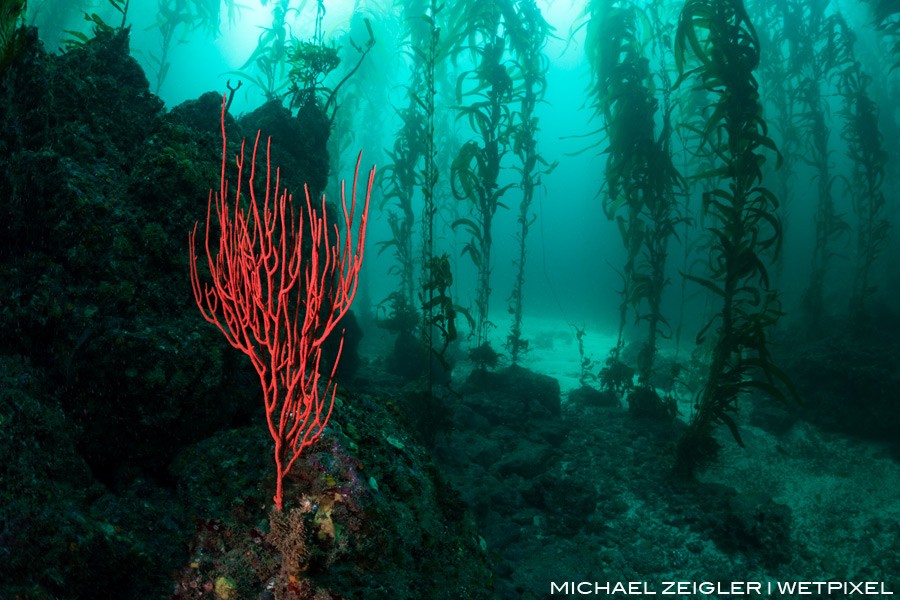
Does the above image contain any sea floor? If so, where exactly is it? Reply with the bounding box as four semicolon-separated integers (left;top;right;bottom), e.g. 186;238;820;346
364;312;900;598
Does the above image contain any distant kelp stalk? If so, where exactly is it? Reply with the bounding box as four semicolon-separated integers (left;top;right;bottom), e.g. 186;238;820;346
586;0;684;415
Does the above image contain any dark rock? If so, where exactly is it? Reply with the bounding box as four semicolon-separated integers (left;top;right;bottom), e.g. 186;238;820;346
463;364;561;427
493;445;559;479
700;487;793;568
569;384;618;408
239;99;329;199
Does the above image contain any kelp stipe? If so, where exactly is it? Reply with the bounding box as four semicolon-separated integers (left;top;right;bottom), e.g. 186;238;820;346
448;0;518;352
380;51;423;320
377;0;427;358
751;0;803;279
673;0;797;474
585;0;684;399
833;14;890;325
378;0;460;379
415;1;459;373
505;0;554;365
797;1;853;334
586;0;654;373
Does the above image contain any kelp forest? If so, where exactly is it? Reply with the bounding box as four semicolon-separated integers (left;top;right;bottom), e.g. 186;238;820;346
1;0;899;597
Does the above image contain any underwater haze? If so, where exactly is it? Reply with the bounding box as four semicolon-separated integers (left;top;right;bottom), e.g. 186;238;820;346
1;0;899;598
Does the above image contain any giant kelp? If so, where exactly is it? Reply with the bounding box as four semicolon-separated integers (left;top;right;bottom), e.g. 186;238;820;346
448;0;525;355
380;0;436;323
834;18;891;325
673;0;797;472
864;0;900;71
796;0;853;333
586;0;684;406
504;0;554;365
148;0;243;93
753;0;801;273
377;0;463;381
